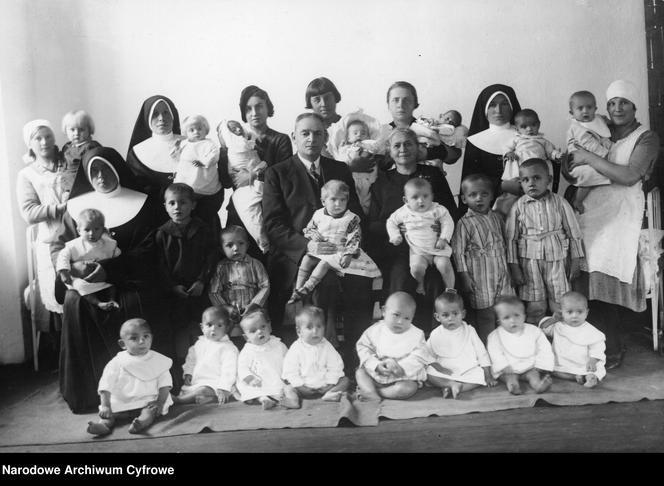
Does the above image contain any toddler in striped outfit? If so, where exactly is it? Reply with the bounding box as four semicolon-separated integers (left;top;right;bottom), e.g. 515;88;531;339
505;159;584;325
452;174;514;342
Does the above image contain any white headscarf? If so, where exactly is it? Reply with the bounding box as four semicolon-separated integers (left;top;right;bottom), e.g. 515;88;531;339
22;119;54;164
606;79;638;105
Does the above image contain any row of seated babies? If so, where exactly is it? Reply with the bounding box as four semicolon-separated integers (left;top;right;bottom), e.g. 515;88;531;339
86;289;605;437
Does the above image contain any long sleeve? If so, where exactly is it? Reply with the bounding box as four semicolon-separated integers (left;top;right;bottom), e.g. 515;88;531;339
218;345;239;392
343;215;361;256
249;258;270;307
182;345;197;377
397;335;432;377
385;207;404;242
534;329;555;371
154;230;178;292
97;357;121;393
207;262;228;306
559;198;584;259
237;348;254;382
55;244;73;272
451;220;469;272
356;328;380;372
302;214;319;240
487;332;510;376
16;170;62;225
262;165;309;265
588;339;606;362
281;345;305;387
470;328;491;368
199;141;220;168
437;206;455;242
503;136;517;155
323;344;345;385
504;202;520;264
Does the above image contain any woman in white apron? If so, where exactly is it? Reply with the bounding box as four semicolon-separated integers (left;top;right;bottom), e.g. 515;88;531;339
566;80;660;369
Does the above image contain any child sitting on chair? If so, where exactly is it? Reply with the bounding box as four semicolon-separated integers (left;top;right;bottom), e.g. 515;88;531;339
87;318;173;436
217;119;269;252
386;177;455;295
487;296;554;395
288;179;380;304
174;306;239;405
426;290;496;399
236;306;300;410
540;291;606;388
282;306;350;403
355;292;430;401
56;208;121;311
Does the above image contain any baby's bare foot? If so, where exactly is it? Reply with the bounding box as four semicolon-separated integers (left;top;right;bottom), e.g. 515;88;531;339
87;421;111;436
357;389;381;402
451;382;463;399
259;396;277;410
441;386;451;399
507;382;522;395
322;390;343;402
128;418;145;434
584;374;599;388
575;375;585;385
98;301;120;311
535;375;553;394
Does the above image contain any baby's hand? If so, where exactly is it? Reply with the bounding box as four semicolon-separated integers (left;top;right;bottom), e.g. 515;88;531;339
586;358;599;373
376;361;392;376
503;151;518;163
390;362;406;378
217;389;232;405
191;160;204;168
339;254;353;268
183;374;192;386
435;238;449;250
59;270;73;285
484;368;498;387
307;229;325;242
187;280;205;297
173;285;189;298
389;235;403;246
99;404;112;419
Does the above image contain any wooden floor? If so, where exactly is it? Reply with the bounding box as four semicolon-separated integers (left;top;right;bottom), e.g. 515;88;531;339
2;400;663;453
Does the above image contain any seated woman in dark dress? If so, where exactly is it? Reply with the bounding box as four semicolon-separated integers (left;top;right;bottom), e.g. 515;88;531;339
368;128;459;331
51;147;163;413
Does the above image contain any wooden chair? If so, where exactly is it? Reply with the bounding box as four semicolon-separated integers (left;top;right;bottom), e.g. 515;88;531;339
645;187;664;353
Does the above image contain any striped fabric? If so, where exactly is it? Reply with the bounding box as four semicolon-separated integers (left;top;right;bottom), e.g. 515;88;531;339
208;255;270;311
451;209;514;309
505;191;584;263
518;257;569;302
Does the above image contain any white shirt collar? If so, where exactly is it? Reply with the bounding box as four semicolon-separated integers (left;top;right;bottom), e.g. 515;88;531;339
297;153;321;172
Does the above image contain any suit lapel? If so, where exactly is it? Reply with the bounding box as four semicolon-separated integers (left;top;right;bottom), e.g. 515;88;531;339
288;155;318;208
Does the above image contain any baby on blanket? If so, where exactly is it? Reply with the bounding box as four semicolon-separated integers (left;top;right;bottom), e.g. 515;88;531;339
218;119;269;253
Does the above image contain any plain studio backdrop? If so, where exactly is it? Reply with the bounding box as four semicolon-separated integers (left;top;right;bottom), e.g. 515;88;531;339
0;0;649;362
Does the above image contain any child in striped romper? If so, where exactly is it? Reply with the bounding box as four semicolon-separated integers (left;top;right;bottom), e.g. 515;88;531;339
505;159;584;325
452;174;514;342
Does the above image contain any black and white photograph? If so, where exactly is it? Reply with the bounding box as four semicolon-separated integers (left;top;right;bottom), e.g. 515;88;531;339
0;0;663;459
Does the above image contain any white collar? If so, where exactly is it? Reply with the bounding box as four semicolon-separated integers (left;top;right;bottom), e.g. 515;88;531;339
573;117;611;139
297;153;321;172
133;133;180;173
67;187;147;228
467;123;516;155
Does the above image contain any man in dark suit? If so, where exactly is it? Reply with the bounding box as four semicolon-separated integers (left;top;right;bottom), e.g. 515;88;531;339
263;112;372;368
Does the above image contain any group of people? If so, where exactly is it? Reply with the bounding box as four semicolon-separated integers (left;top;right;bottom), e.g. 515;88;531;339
16;77;660;435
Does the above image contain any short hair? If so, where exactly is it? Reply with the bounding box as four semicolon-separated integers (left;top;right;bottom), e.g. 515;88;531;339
435;290;465;310
221;225;249;242
202;305;231;326
569;91;596;109
403;177;432;194
460;173;494;195
560;291;588;307
61;110;95;135
77;208;105;227
514;108;540;124
443;110;462;125
387;127;419;147
519;158;550;174
305;77;341;109
321;179;350;199
239;85;275;122
120;318;151;338
493;295;525;312
386;81;419;109
164;182;195;202
181;114;210;136
384;291;416;310
240;304;271;328
295;305;325;328
294;111;326;129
